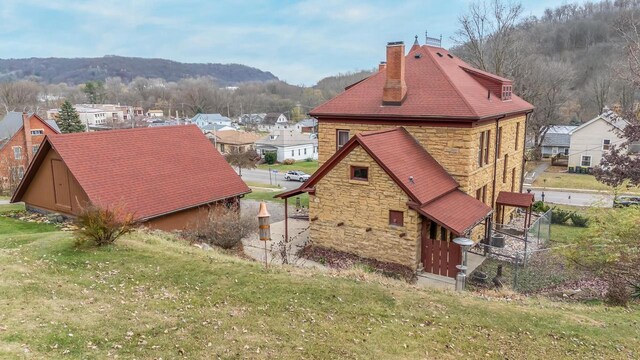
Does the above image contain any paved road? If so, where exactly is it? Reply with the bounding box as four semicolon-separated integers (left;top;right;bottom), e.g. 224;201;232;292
529;189;613;208
236;168;307;190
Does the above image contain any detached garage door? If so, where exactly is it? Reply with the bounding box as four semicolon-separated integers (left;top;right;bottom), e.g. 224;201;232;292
51;159;72;211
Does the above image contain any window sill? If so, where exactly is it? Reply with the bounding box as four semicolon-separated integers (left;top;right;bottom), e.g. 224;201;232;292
349;179;369;185
389;224;405;230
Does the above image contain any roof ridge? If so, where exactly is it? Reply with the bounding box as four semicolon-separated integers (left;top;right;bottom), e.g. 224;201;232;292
358;127;401;137
422;47;479;118
51;124;196;137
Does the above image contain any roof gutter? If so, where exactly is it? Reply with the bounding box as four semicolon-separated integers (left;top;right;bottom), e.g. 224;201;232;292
309;109;534;122
139;190;251;222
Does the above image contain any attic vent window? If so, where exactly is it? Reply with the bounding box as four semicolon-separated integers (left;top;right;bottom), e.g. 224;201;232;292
502;85;512;101
414;53;422;59
436;52;443;57
447;54;453;59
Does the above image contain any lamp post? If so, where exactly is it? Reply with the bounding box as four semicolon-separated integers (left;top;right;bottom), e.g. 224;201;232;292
453;237;474;292
257;202;271;268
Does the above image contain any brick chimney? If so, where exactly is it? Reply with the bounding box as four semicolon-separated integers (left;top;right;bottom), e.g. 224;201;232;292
378;61;387;71
22;113;33;163
382;41;407;105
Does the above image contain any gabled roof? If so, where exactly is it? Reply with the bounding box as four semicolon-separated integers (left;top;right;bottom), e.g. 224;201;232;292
310;45;533;121
0;112;60;149
570;107;629;135
213;130;261;145
277;127;491;235
263;113;286;125
12;125;250;221
191;113;231;123
296;118;318;127
255;130;317;147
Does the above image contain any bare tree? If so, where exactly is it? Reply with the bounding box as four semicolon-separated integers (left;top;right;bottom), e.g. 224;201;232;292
0;81;40;114
454;0;524;76
590;70;612;112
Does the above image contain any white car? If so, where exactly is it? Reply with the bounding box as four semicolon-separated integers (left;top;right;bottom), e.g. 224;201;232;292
284;171;310;182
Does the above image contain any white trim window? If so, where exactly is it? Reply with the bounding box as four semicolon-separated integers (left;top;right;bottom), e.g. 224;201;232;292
30;129;44;136
12;146;22;160
602;139;611;151
581;155;592;167
32;144;40;154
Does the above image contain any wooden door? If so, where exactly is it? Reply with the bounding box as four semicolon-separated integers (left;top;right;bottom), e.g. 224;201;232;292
51;159;71;211
421;223;462;278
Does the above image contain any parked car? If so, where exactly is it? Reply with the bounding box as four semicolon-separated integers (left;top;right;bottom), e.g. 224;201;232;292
284;170;310;182
613;195;640;208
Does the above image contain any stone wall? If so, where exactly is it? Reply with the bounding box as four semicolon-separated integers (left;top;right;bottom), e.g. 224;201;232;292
317;115;526;206
309;145;422;269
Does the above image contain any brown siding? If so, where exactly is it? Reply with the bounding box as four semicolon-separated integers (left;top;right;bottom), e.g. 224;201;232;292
143;203;220;232
21;147;89;215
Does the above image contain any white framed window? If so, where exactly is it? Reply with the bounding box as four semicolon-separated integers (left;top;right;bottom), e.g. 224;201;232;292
551;147;558;154
30;129;44;136
32;144;40;154
602;139;611;151
337;130;350;150
581;155;591;167
502;85;512;100
13;146;22;160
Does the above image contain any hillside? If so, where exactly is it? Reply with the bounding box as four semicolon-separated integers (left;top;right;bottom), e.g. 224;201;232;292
0;56;278;85
0;205;638;359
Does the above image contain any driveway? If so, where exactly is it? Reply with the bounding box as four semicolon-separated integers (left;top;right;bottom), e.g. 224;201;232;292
523;162;550;185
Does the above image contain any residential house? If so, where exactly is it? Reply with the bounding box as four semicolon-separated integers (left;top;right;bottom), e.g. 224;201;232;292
257;113;289;132
191;113;233;129
210;130;261;154
0;112;60;194
541;125;577;158
294;118;318;134
568;107;632;170
147;109;164;118
202;124;236;141
278;40;533;277
239;113;266;124
255;130;318;162
11;125;250;231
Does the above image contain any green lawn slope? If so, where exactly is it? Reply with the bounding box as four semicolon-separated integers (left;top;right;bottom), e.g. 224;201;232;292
0;212;637;359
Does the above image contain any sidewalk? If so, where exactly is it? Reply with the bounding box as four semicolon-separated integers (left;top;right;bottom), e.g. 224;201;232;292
523;162;549;185
526;186;637;196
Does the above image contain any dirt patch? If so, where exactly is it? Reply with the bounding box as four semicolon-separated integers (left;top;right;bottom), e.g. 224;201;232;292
300;245;416;282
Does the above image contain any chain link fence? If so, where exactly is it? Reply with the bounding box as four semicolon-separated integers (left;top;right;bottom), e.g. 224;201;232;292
468;209;590;294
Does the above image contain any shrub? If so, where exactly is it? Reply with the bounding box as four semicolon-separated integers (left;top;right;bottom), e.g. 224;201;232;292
569;213;589;227
190;206;256;249
264;152;277;164
606;277;631;306
551;207;573;224
532;200;550;213
283;158;295;165
75;204;136;246
304;157;313;162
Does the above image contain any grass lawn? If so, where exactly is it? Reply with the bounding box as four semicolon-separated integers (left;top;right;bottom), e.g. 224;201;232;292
1;207;639;358
245;189;309;207
257;160;319;173
533;171;640;193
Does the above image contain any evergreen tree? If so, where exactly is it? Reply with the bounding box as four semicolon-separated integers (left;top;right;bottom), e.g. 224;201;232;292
57;100;85;133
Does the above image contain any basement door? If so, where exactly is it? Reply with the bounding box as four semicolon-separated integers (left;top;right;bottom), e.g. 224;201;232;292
421;222;462;278
51;159;72;211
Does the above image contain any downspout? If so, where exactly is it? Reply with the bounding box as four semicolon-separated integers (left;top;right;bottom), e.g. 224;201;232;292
490;115;506;211
520;111;534;193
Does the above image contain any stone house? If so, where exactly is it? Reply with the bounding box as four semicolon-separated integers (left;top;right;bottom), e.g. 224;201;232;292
0;112;60;194
11;125;250;231
278;39;533;277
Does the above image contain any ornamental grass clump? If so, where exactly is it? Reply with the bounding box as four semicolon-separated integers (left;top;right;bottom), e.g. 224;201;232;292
75;204;136;246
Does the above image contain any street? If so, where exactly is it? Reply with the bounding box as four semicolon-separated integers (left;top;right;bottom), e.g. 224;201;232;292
528;189;613;208
235;167;306;190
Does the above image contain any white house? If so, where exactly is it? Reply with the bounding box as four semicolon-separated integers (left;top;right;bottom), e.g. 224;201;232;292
257;113;289;132
255;130;318;162
191;113;232;129
47;106;109;126
568;108;628;170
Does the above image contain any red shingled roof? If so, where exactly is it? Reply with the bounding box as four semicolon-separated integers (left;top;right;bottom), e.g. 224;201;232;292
277;127;491;235
420;190;492;235
496;191;534;208
310;45;533;120
13;125;250;221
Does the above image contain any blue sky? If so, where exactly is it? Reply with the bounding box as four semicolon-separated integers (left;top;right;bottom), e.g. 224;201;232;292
1;0;570;85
